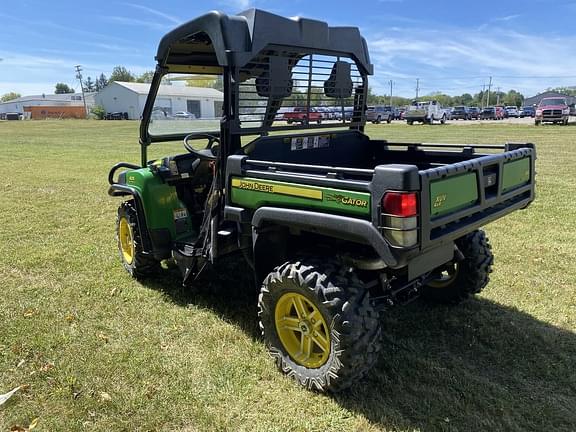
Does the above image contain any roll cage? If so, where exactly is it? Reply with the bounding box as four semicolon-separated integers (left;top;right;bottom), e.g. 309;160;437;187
138;8;373;167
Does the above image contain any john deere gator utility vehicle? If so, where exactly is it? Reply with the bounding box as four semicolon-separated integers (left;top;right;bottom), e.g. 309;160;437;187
108;9;536;392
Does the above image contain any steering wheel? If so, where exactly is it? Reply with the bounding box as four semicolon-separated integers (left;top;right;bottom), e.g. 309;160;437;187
183;133;220;161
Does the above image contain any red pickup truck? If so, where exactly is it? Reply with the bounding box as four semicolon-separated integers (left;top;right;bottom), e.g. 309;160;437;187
283;107;323;124
535;97;570;125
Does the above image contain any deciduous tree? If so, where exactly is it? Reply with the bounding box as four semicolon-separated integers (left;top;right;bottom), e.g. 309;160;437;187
55;83;75;94
1;92;21;102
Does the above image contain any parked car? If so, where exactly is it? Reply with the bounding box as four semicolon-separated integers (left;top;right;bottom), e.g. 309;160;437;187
495;106;507;119
333;106;354;121
505;106;519;118
174;111;196;119
451;106;470;120
480;107;497;120
366;106;392;124
105;112;128;120
283;107;323;124
405;100;447;125
468;107;480;119
382;105;401;120
316;106;337;120
535;97;570;125
519;106;535;118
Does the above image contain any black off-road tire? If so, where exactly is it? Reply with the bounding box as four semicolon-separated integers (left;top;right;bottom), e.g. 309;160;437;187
258;259;382;392
116;200;160;279
422;230;494;304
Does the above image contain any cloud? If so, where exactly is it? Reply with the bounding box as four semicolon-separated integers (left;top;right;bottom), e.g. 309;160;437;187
493;14;520;22
367;28;576;96
220;0;253;10
123;3;182;25
101;16;172;31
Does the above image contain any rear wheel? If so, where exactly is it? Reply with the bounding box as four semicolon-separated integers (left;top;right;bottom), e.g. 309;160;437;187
535;120;541;126
258;259;382;392
116;200;160;279
407;120;414;125
423;230;493;304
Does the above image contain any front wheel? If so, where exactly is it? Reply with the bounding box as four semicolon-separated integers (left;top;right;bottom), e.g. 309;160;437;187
440;115;446;124
116;200;160;279
258;259;382;392
422;230;493;304
407;120;414;125
535;120;541;126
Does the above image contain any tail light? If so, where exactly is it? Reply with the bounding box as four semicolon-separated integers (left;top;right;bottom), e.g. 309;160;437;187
381;192;418;247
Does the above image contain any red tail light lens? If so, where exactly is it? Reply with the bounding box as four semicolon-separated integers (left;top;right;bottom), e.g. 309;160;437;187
382;192;418;217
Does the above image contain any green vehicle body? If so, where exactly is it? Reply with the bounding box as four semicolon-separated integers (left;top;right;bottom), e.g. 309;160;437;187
107;8;536;393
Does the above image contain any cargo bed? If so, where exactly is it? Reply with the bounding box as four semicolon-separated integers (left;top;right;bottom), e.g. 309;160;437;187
226;134;536;270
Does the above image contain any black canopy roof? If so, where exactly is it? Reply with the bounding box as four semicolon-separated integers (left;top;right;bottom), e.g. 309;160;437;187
155;9;373;74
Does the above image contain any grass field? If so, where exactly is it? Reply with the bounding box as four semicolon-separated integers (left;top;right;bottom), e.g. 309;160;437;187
0;120;575;431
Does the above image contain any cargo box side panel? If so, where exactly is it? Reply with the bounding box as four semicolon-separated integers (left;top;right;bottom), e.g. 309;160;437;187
230;177;371;218
430;172;479;218
502;157;531;193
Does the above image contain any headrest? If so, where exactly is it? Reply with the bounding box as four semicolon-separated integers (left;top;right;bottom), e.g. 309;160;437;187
324;61;353;98
255;56;293;99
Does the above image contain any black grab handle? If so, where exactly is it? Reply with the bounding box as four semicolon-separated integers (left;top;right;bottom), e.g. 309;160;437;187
108;162;141;185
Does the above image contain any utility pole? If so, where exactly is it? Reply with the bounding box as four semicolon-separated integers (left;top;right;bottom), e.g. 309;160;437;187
75;65;88;117
481;83;486;109
389;80;393;106
486;76;493;107
415;78;420;100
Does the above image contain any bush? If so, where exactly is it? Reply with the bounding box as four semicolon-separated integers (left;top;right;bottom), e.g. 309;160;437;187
90;105;105;120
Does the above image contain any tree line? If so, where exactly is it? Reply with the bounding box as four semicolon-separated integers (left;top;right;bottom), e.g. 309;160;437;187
367;88;526;108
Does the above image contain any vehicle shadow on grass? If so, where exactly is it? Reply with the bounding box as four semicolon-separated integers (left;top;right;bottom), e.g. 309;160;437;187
333;298;576;431
141;266;576;431
141;255;261;339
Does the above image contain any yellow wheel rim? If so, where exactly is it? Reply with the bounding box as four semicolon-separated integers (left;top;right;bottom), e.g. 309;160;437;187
274;292;331;368
428;262;459;288
118;217;135;265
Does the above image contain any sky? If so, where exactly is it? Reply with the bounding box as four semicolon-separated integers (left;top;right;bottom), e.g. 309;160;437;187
1;0;576;98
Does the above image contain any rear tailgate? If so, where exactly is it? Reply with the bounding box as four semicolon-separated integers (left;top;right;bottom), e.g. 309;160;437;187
419;144;535;249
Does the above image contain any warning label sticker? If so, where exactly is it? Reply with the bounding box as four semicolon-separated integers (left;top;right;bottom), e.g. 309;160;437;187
290;135;330;151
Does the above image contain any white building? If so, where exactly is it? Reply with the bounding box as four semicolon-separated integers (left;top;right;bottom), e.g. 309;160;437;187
0;93;95;114
95;81;224;120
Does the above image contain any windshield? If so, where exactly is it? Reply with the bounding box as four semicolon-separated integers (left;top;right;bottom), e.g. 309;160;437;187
539;98;567;106
147;73;223;137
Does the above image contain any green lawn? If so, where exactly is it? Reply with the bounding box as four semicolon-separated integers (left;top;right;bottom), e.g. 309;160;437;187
0;120;575;431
